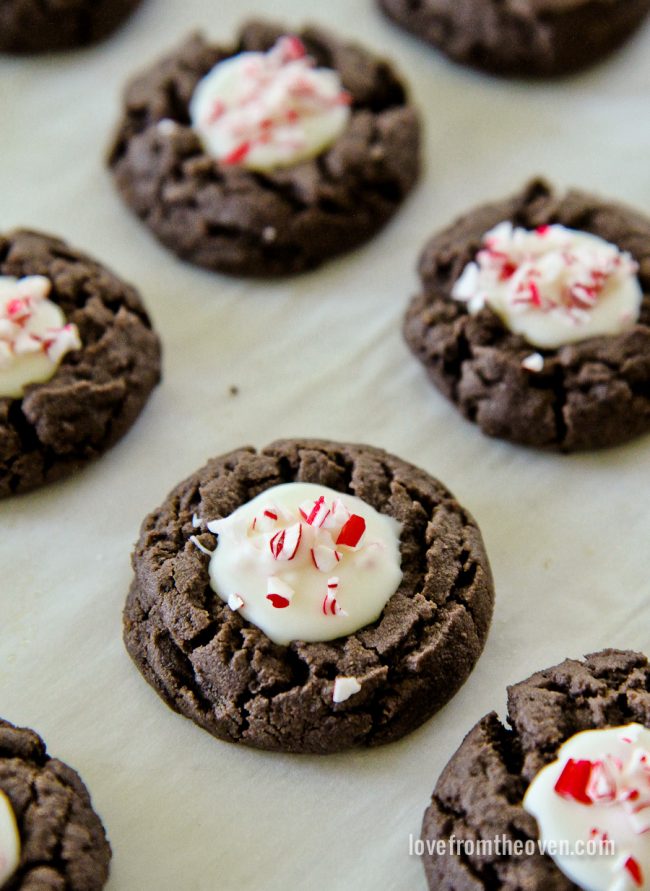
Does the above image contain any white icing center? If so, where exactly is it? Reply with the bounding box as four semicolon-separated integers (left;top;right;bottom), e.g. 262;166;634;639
0;275;81;399
524;724;650;891
0;790;20;888
189;36;351;172
207;482;402;646
452;222;642;349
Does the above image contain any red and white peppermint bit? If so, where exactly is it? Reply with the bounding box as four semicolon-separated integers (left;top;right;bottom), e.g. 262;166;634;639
336;514;366;548
266;576;295;609
322;577;347;617
269;522;302;560
521;352;544;373
299;495;331;528
310;544;341;573
227;592;244;611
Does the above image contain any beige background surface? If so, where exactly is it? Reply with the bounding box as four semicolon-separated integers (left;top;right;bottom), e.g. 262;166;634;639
1;1;649;888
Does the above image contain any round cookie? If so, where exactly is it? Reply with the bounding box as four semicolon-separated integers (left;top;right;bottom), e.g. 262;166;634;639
124;438;494;754
0;717;111;889
420;648;650;890
377;0;650;78
403;179;650;451
0;230;161;497
108;20;421;277
0;0;143;54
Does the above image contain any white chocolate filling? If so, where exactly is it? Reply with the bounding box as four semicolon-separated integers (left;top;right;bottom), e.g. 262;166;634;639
0;789;20;888
206;482;403;645
0;275;81;399
452;223;642;349
189;36;351;172
524;723;650;891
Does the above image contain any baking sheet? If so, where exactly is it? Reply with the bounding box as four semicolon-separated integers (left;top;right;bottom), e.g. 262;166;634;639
1;1;650;888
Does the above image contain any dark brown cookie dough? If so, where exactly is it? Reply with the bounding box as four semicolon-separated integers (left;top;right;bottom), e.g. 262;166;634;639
377;0;650;77
108;20;421;277
421;648;650;890
0;230;161;497
403;179;650;451
124;438;494;754
0;0;143;53
0;717;111;890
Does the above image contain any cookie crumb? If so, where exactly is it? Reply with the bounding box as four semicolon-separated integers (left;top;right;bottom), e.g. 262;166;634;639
229;385;239;396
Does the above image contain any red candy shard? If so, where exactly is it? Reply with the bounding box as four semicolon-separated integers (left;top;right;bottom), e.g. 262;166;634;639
223;141;251;165
267;594;290;609
536;225;550;235
624;856;643;887
554;759;595;804
336;515;366;548
281;35;306;61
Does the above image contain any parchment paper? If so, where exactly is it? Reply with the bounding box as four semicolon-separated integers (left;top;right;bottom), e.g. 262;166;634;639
1;1;649;888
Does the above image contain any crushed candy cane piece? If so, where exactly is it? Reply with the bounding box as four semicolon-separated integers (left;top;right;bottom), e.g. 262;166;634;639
555;759;595;804
227;592;244;611
310;545;341;573
336;514;366;548
525;724;650;891
266;576;295;609
332;676;362;703
206;482;402;645
322;577;347;617
269;522;302;560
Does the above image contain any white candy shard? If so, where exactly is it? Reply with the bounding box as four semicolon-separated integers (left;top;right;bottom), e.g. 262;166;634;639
189;535;213;556
227;592;244;611
521;352;545;372
332;676;362;703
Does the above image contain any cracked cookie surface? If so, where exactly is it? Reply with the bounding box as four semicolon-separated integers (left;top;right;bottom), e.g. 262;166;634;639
421;648;650;890
0;718;110;890
0;230;161;497
107;20;420;277
403;179;650;451
124;438;494;754
377;0;650;77
0;0;143;53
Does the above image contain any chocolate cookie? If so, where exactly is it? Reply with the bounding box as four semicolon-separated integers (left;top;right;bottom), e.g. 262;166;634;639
124;438;494;754
403;179;650;451
420;648;650;890
0;230;161;497
377;0;650;77
108;20;421;277
0;717;111;889
0;0;143;53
